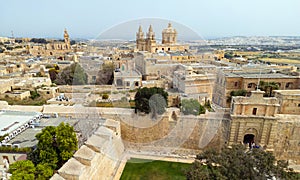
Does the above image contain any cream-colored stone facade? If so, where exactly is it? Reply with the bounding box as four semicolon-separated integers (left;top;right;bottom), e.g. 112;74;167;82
37;86;59;99
274;90;300;115
229;90;300;164
28;29;72;56
0;79;13;94
52;120;124;180
136;23;189;53
0;90;31;100
213;69;300;108
173;66;215;101
229;90;279;149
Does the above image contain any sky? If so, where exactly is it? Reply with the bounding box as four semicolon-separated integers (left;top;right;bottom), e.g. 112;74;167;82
1;0;300;39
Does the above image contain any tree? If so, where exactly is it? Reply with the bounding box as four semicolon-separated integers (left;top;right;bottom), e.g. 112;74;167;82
9;160;36;180
134;87;168;115
259;81;279;97
56;123;78;165
227;89;247;103
49;68;58;82
54;63;87;85
102;93;109;99
186;145;299;180
95;62;115;85
29;123;78;170
181;99;205;115
30;38;47;44
35;163;54;180
30;90;40;99
224;51;234;59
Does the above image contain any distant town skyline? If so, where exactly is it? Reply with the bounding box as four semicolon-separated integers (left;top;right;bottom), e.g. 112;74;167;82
1;0;300;39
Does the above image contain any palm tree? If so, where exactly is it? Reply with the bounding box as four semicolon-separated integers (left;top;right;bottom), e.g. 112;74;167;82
259;81;279;97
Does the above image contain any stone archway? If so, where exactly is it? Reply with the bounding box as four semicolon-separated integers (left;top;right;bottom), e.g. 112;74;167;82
243;127;258;144
243;134;255;144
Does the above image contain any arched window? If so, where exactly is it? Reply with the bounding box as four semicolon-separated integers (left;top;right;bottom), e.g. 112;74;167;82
285;82;293;89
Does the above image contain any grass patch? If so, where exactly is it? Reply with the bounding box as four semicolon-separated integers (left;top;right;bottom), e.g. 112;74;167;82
88;100;135;108
120;158;191;180
0;97;47;106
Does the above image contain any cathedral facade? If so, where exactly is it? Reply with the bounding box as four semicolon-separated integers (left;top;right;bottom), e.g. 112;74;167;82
136;23;188;53
28;29;72;56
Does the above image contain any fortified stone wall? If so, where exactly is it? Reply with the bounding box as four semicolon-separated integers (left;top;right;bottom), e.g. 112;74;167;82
118;111;230;152
273;115;300;164
51;120;124;180
120;115;170;143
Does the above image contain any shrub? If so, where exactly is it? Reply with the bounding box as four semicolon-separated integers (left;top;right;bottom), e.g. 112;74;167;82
102;94;109;99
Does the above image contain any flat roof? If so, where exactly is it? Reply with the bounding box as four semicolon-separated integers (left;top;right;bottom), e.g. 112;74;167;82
274;90;300;95
7;128;42;148
114;70;141;77
0;111;42;136
225;71;298;78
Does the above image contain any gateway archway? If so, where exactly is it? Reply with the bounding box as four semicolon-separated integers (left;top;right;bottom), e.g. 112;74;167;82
243;134;255;144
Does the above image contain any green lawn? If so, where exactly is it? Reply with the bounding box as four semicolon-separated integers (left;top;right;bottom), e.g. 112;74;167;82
120;158;191;180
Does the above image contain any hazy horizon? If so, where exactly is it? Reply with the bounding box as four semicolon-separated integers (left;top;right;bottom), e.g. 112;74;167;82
1;0;300;39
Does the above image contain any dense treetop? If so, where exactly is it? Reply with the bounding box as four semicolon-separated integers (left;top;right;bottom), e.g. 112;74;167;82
186;145;300;180
8;122;78;179
135;87;168;115
54;62;87;85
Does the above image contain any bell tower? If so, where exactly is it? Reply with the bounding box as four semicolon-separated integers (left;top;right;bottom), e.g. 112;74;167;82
64;28;71;49
146;25;156;52
136;25;146;51
162;23;177;45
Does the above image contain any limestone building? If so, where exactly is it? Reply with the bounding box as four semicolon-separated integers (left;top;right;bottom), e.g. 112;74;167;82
114;69;142;90
274;90;300;115
173;66;215;102
229;89;300;163
28;29;72;56
136;23;189;53
229;90;279;149
213;69;300;108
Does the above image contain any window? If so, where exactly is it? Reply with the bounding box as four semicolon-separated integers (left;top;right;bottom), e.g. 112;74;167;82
286;82;293;89
234;82;238;87
116;79;123;86
248;83;252;88
252;108;257;115
126;82;130;86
